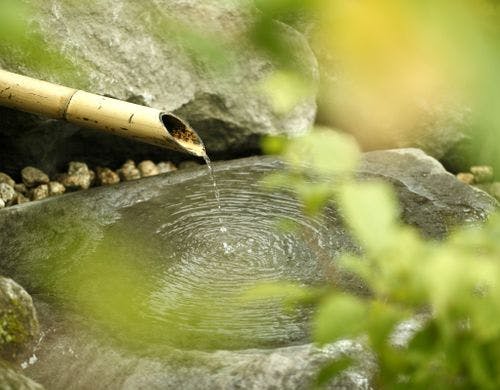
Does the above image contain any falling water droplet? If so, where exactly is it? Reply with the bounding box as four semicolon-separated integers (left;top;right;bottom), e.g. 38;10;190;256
203;154;229;245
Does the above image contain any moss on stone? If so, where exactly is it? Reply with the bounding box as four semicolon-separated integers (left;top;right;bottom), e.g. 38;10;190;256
0;277;39;362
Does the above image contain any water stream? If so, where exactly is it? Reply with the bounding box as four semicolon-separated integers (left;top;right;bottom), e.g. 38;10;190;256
203;155;230;252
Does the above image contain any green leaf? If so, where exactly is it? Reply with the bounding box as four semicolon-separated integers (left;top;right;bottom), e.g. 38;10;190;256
262;135;288;155
339;181;399;255
261;70;314;113
284;128;361;178
315;357;354;387
295;182;333;215
367;300;404;350
313;294;367;344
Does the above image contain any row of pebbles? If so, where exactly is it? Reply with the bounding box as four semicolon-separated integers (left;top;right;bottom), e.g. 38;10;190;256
0;159;201;209
456;165;500;201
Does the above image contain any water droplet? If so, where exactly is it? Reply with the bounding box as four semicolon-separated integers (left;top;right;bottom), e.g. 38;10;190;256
223;242;233;254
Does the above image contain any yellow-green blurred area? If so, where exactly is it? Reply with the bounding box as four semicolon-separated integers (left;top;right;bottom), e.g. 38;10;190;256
256;0;500;171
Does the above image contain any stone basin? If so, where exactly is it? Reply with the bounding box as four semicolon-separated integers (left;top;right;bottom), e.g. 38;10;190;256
0;150;495;389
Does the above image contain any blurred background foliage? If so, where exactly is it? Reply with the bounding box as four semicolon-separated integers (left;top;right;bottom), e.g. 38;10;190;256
260;130;500;388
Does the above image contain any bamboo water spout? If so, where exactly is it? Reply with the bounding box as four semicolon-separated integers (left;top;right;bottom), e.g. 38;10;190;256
0;69;205;157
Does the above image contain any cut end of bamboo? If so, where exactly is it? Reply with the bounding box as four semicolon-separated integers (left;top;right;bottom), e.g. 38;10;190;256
160;113;206;157
0;69;207;157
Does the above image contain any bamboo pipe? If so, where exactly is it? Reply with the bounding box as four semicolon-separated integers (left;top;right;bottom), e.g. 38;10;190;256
0;69;205;157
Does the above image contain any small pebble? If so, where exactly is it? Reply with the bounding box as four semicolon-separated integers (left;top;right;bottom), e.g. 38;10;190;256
488;182;500;201
0;199;4;208
178;160;200;170
0;172;15;188
48;181;66;196
157;161;177;174
138;160;159;177
59;162;94;190
457;172;474;185
117;160;141;181
30;184;49;200
14;192;30;205
96;167;120;185
0;183;16;205
470;165;494;184
21;166;49;188
14;183;28;195
89;169;96;186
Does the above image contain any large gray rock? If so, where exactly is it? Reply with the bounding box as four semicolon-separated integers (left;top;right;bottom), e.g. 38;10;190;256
24;302;374;390
0;0;317;178
0;150;495;389
359;148;495;238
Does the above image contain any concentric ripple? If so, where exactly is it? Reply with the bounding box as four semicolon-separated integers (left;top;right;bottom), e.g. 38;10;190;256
77;161;353;351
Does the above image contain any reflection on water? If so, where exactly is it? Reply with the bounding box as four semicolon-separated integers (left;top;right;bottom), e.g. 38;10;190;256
93;165;344;350
5;160;353;351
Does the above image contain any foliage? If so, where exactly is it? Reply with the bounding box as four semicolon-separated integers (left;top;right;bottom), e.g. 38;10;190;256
258;130;500;388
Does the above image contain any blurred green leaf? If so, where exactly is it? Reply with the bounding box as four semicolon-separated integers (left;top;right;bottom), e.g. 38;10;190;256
284;128;361;177
295;181;333;215
314;294;367;344
261;135;288;155
315;357;353;387
339;181;399;255
261;70;314;113
366;300;405;350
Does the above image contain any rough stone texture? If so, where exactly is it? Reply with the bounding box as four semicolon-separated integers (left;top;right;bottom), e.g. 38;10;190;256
359;148;496;238
29;185;49;201
0;360;44;390
0;173;15;188
117;160;141;181
14;193;30;205
58;162;94;190
21;167;49;188
48;182;66;196
137;160;159;178
0;277;39;363
156;161;177;174
25;305;375;390
0;0;317;177
0;150;496;389
14;184;28;195
0;184;16;206
96;167;120;186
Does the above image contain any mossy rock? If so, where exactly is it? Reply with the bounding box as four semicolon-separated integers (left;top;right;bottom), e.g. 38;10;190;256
0;277;39;362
